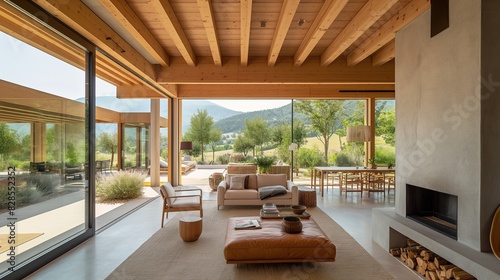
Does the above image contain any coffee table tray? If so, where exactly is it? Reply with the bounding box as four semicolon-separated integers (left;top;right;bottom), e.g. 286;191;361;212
260;209;311;219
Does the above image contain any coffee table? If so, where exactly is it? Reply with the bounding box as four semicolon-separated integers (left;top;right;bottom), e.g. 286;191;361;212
224;216;336;264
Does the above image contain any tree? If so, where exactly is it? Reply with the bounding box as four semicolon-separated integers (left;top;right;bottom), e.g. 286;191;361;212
376;108;396;145
184;109;216;162
243;118;270;155
0;123;19;161
97;132;118;168
271;122;288;146
208;128;222;163
294;100;344;164
233;134;253;156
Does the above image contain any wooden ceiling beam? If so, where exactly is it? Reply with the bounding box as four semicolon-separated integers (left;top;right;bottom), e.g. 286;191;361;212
31;0;163;93
117;85;169;98
177;84;395;99
196;0;221;66
294;0;349;66
240;0;252;66
151;0;196;66
98;0;169;66
157;56;394;84
321;0;398;66
268;0;300;67
347;0;430;66
0;2;84;69
372;40;395;66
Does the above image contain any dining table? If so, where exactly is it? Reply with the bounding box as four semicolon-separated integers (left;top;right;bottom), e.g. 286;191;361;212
311;166;396;197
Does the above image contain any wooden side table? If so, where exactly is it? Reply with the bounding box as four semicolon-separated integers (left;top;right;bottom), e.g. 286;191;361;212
298;187;317;207
179;216;203;242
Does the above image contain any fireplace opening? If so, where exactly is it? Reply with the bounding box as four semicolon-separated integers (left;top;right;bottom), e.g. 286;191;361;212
406;184;458;239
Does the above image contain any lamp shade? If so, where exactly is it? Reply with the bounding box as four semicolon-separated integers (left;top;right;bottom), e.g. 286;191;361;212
180;141;193;150
346;125;372;142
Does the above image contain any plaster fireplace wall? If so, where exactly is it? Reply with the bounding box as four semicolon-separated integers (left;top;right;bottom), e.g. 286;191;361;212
372;0;500;278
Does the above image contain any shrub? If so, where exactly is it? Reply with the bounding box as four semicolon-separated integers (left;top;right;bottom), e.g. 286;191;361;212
25;173;61;195
96;170;146;200
334;153;356;167
217;153;231;164
375;146;396;166
298;148;323;170
0;185;42;210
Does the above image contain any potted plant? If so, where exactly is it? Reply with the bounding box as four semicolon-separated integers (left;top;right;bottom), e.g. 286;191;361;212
368;158;377;169
254;155;276;174
387;162;395;169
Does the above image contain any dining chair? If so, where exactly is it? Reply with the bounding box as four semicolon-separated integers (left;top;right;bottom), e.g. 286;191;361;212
366;172;386;197
160;182;203;227
385;172;396;193
342;172;363;197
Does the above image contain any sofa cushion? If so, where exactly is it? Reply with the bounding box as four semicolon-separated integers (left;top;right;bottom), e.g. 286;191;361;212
225;189;260;200
257;174;287;189
229;175;248;190
258;185;287;200
226;174;257;189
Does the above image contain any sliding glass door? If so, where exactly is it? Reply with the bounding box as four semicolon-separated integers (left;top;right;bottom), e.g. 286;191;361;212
0;2;94;278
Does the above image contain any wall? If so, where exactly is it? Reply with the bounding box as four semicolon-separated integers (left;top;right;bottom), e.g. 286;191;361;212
395;0;487;250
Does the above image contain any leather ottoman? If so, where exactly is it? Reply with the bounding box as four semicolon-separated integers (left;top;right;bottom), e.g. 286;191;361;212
224;217;336;264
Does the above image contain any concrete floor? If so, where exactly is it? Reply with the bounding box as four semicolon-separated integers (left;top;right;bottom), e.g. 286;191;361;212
25;169;419;280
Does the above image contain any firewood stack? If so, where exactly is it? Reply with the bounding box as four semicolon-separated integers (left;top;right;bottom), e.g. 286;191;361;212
390;239;476;280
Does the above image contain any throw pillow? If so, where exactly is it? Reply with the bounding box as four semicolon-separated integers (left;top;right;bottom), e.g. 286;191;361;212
258;185;287;200
230;175;247;190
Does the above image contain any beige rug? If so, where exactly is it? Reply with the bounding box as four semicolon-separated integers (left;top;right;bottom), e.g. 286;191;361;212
107;201;394;280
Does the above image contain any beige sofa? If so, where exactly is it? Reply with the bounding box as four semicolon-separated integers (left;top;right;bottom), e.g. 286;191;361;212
217;173;298;209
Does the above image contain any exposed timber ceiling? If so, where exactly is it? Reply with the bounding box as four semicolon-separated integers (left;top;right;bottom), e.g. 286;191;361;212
8;0;431;99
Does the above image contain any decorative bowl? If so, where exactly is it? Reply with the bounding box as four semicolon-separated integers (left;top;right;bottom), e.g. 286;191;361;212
290;205;306;215
282;216;302;234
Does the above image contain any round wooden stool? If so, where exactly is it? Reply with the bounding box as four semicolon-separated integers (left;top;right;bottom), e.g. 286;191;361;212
298;187;317;207
179;216;203;242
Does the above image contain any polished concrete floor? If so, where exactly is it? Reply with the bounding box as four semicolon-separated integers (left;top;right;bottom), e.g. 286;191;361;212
26;185;420;280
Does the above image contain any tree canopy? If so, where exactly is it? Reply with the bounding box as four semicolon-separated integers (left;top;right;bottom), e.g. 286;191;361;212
184;109;219;162
294;100;344;164
243;117;270;155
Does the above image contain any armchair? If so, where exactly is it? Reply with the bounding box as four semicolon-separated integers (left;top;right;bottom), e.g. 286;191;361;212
160;183;203;227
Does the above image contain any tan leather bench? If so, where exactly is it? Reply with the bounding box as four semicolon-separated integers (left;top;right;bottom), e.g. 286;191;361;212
224;217;336;264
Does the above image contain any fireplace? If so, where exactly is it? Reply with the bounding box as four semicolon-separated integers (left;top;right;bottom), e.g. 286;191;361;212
406;184;458;239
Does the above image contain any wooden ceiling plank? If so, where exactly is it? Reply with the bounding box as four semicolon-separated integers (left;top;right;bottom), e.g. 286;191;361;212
267;0;300;67
321;0;398;66
347;0;430;66
372;40;395;66
196;0;222;66
294;0;349;66
177;84;395;99
151;0;196;66
157;56;394;84
117;85;168;98
98;0;170;66
240;0;252;66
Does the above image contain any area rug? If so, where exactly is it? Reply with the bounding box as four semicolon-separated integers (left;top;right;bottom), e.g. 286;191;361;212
107;201;394;280
0;233;44;254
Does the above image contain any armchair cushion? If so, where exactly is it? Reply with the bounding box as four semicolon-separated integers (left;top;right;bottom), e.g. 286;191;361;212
171;196;201;207
161;183;177;205
258;185;287;200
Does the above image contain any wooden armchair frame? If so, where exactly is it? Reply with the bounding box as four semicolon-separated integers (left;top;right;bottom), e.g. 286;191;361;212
160;183;203;227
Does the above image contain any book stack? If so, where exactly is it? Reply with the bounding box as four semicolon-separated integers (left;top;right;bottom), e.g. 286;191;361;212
234;219;262;230
262;203;279;215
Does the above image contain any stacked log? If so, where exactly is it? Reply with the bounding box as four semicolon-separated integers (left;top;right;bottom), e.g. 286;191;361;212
391;239;476;280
